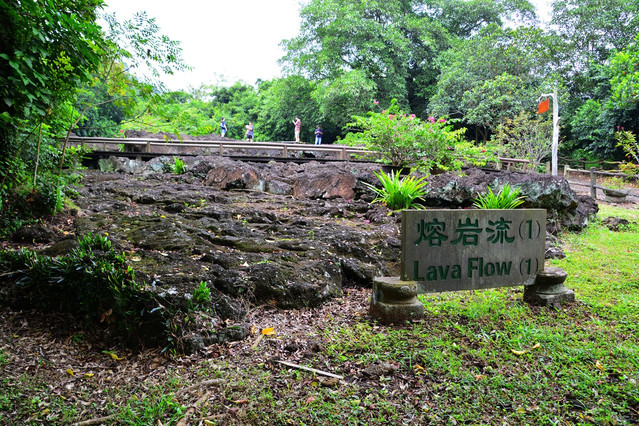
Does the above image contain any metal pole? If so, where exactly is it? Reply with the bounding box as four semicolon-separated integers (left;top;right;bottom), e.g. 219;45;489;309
551;87;559;176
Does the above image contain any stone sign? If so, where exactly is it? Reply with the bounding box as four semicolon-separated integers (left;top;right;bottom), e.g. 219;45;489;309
401;209;546;293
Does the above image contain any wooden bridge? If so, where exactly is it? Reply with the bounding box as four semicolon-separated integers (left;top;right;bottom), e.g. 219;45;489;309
67;136;536;173
66;136;376;163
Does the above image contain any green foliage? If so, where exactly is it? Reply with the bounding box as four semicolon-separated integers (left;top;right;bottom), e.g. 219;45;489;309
0;0;103;122
170;157;186;175
430;25;558;141
191;281;211;308
257;76;320;143
364;170;428;211
615;129;639;164
608;34;639;109
603;176;628;191
473;184;525;209
281;0;534;113
345;99;491;173
619;161;639;177
0;234;165;341
492;111;552;167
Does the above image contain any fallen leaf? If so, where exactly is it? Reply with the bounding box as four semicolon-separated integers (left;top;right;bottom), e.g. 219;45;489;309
261;327;276;336
109;352;125;361
595;360;605;371
414;365;424;371
305;396;316;404
511;342;541;356
233;399;248;404
66;368;74;376
84;373;94;379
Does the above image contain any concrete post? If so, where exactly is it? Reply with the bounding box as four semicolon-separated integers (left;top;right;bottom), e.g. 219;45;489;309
369;277;424;324
524;267;574;308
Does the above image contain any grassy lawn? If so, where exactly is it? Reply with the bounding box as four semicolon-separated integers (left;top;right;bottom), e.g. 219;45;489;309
0;205;637;424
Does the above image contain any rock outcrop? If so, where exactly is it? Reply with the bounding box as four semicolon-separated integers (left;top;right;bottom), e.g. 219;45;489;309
6;156;598;351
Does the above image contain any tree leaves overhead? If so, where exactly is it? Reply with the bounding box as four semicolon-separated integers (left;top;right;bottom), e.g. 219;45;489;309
280;0;535;112
0;0;105;121
551;0;639;66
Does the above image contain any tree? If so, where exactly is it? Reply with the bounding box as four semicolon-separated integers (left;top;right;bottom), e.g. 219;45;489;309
430;25;560;140
281;0;536;115
551;0;639;69
0;0;106;220
608;34;639;109
257;76;320;143
311;69;377;140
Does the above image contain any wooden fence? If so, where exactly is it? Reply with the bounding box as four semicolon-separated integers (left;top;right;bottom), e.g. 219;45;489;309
563;165;636;200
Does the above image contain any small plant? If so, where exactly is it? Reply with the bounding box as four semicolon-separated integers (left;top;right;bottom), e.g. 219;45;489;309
364;170;428;211
619;161;638;177
473;184;525;209
615;129;639;163
603;176;628;192
170;157;186;175
192;281;211;306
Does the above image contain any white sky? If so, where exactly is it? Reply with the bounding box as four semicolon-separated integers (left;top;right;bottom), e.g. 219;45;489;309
103;0;553;92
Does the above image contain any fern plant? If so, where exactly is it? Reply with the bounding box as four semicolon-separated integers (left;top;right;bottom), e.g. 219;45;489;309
364;169;428;211
473;184;525;209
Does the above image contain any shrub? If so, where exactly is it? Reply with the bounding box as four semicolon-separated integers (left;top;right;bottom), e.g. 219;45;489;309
364;170;428;211
344;99;494;173
0;234;166;343
473;184;525;209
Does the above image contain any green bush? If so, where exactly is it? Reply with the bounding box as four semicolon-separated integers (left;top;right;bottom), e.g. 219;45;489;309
364;170;428;211
473;184;525;209
0;234;165;343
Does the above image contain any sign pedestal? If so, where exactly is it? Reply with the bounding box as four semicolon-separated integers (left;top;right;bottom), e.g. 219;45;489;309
523;266;574;308
370;277;424;324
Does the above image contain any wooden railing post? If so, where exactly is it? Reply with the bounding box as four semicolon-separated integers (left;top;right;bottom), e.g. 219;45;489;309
563;165;568;179
589;167;597;199
146;141;151;153
283;145;288;158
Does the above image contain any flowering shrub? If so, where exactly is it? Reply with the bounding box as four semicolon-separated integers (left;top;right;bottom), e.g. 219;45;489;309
343;99;495;174
615;129;639;178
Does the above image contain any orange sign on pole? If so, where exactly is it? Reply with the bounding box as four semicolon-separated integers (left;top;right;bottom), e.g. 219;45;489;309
538;98;550;114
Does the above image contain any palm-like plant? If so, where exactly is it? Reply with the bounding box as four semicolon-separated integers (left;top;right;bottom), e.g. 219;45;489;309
364;170;428;211
473;184;525;209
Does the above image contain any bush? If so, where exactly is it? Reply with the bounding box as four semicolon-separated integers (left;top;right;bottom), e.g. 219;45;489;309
0;234;166;343
344;99;494;174
170;157;186;175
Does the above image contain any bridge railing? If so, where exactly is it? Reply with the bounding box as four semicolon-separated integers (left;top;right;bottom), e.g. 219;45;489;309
64;136;377;161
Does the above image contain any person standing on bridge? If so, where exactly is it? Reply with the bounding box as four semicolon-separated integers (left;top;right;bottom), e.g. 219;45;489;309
245;121;254;142
220;117;227;138
314;125;323;145
292;116;301;143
